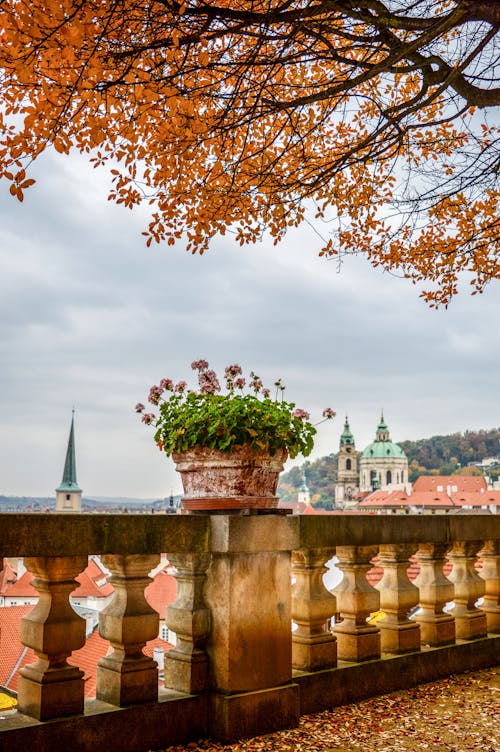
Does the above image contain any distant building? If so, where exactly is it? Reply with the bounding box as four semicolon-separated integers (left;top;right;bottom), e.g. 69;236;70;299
334;414;408;504
335;417;359;507
55;410;82;513
358;475;499;514
359;415;408;492
297;470;311;506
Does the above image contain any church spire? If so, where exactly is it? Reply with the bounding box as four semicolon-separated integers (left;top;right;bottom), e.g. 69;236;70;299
375;412;390;442
58;410;80;491
340;415;355;446
56;411;82;512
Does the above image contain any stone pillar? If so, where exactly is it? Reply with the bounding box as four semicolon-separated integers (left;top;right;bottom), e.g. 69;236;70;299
164;552;211;693
204;515;300;742
97;554;160;706
333;545;380;662
412;543;455;646
376;544;420;654
448;541;487;640
479;540;500;633
291;548;337;670
17;555;88;720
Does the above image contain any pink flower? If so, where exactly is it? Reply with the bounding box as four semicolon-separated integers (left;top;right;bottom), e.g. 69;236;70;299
141;413;156;425
262;388;270;398
322;407;336;419
250;377;263;393
148;385;163;405
235;377;246;389
291;408;310;420
224;363;243;379
198;369;221;394
175;380;187;393
159;378;174;391
135;403;145;413
191;359;209;372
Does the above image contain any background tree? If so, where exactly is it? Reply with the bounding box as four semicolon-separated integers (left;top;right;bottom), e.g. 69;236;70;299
0;1;499;304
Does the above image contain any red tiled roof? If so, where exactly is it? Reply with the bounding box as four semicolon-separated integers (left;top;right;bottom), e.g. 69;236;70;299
413;475;487;493
0;561;18;594
0;605;35;688
0;607;173;698
409;492;455;507
452;491;500;506
68;629;111;697
145;569;177;615
84;557;112;588
358;491;412;507
302;505;331;515
72;569;113;599
2;570;38;598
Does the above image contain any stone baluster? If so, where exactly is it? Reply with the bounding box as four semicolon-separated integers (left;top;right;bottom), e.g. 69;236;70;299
333;545;381;662
164;552;211;694
291;548;337;670
17;555;88;720
447;541;487;640
412;543;455;646
97;554;160;706
479;540;500;633
376;544;420;654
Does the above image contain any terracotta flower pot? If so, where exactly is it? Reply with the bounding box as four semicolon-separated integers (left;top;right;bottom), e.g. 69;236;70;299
172;445;287;511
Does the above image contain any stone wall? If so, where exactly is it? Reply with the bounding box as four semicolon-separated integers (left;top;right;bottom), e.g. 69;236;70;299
0;513;499;751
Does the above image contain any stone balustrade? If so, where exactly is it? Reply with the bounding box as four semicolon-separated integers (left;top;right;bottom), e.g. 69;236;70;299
0;513;499;752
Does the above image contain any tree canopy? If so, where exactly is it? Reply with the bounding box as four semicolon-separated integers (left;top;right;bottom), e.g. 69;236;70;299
0;1;499;304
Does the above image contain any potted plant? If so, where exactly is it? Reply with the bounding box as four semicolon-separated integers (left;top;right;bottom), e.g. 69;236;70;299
136;360;335;511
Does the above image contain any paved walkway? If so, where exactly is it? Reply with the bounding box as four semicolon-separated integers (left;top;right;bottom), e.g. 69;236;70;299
160;667;499;752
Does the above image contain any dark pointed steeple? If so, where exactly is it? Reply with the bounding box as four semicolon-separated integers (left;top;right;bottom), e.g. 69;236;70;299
56;410;81;492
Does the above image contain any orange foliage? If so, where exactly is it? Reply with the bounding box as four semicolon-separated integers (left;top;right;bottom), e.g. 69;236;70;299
0;1;499;305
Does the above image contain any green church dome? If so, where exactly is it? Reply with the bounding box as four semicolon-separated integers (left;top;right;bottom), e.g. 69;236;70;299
361;441;406;459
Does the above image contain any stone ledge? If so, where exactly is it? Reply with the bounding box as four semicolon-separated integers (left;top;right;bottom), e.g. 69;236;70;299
298;514;500;549
0;514;210;557
294;634;500;715
0;690;207;752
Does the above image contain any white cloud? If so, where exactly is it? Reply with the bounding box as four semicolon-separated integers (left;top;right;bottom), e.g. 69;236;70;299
0;150;498;497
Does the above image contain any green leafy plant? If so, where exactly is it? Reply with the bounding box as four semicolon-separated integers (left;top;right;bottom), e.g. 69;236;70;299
136;360;335;459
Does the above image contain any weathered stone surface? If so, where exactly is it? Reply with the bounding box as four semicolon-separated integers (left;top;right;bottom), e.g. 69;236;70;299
164;552;211;693
97;554;160;706
173;446;287;510
205;548;292;693
479;539;500;633
376;544;421;654
448;540;487;640
1;512;500;749
209;684;300;742
333;545;381;662
412;543;455;647
0;514;210;556
17;555;88;720
292;548;337;670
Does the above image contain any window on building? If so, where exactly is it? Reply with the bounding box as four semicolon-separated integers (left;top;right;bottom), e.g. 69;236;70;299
386;470;392;485
346;459;351;471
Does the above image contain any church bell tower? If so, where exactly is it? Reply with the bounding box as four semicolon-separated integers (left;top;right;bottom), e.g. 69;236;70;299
335;416;359;507
55;410;82;513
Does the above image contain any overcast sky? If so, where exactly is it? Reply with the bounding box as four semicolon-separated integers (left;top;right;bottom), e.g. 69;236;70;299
1;150;499;499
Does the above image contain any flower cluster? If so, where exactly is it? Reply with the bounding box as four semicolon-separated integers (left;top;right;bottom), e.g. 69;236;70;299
136;360;335;459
